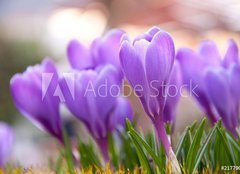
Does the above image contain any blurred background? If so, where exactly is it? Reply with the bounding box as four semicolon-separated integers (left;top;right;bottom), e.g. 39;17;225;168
0;0;240;166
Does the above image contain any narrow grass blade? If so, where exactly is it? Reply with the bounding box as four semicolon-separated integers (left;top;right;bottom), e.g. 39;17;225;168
128;132;153;174
107;133;118;168
62;129;74;174
191;121;219;173
186;118;206;173
217;127;236;165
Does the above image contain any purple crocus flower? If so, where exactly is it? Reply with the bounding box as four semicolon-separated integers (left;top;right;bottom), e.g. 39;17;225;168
163;61;182;128
10;58;62;141
119;27;181;172
177;39;239;136
0;122;13;167
67;29;125;80
60;65;132;161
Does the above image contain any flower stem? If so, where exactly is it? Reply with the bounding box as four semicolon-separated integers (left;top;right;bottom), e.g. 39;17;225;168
154;116;171;156
96;137;109;163
154;116;182;173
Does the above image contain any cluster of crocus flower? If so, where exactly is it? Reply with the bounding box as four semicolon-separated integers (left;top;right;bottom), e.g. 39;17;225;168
177;39;240;137
10;30;133;163
0;122;13;167
9;25;239;172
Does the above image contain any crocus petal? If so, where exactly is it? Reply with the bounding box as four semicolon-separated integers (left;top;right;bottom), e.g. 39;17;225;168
223;39;239;68
0;122;13;166
198;40;221;66
229;64;240;102
120;40;148;97
204;68;233;129
94;65;119;125
60;69;97;135
146;31;175;86
98;29;125;68
163;61;182;123
67;39;93;70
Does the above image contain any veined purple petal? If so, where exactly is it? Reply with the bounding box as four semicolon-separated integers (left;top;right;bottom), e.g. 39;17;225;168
223;39;239;68
0;122;13;166
10;58;62;140
198;40;221;66
120;40;149;98
145;31;175;116
120;40;151;117
204;68;236;134
146;31;175;86
67;39;93;70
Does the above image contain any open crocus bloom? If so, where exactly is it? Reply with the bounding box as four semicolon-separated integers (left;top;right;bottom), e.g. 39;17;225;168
177;39;240;137
120;27;181;173
60;64;133;161
0;122;13;167
10;58;62;141
67;29;125;80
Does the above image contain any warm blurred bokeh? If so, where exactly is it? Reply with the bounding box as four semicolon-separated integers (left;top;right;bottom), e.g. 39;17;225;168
0;0;239;166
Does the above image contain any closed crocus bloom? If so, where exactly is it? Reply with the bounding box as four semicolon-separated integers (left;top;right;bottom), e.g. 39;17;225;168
67;29;125;80
60;65;132;161
177;39;239;136
204;68;238;137
10;58;62;141
163;61;182;128
0;122;13;167
120;27;181;173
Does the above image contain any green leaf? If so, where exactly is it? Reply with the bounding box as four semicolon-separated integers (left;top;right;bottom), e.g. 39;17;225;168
78;141;101;168
175;127;191;158
191;120;219;173
107;133;118;168
217;127;236;165
186;118;206;173
62;129;74;174
128;132;153;174
128;128;162;167
126;119;153;174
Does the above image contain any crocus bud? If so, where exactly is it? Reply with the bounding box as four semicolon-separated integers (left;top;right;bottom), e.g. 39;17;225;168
120;27;181;173
60;65;132;162
0;122;13;167
10;58;62;141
